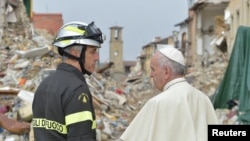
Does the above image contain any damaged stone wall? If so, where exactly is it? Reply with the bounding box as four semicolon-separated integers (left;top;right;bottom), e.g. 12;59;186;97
0;1;239;141
0;1;156;140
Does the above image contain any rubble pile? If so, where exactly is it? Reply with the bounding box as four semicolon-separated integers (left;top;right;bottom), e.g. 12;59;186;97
185;50;240;125
0;17;156;140
186;50;229;97
0;2;239;141
85;73;156;140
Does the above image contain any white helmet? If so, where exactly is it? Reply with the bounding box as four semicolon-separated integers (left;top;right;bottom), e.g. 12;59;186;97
52;21;104;48
52;21;104;75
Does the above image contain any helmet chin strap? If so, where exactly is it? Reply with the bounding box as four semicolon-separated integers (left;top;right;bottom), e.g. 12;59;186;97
58;46;92;75
78;46;92;75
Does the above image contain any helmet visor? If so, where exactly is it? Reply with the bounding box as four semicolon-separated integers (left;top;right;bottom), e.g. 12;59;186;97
85;22;104;44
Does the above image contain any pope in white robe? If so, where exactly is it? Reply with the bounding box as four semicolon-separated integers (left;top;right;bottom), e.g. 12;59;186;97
120;46;218;141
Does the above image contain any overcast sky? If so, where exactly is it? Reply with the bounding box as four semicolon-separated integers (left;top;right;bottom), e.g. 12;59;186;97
33;0;188;63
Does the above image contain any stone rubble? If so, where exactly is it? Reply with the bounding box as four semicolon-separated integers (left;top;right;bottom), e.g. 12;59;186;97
0;2;240;141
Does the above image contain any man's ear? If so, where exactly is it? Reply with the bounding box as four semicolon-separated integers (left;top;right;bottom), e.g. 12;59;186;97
70;49;79;57
164;66;172;79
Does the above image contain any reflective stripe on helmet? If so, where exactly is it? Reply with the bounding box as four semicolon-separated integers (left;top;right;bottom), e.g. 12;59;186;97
53;38;101;48
64;26;86;35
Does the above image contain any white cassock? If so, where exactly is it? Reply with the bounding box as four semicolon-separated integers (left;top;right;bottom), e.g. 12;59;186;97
120;78;218;141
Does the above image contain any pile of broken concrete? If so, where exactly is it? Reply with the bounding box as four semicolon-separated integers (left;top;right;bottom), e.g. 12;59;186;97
0;3;239;141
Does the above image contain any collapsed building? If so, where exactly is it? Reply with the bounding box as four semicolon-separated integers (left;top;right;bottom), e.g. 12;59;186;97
0;1;245;141
0;1;155;140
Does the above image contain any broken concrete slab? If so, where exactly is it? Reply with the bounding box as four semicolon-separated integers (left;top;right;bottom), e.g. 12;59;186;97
15;44;51;58
17;89;34;103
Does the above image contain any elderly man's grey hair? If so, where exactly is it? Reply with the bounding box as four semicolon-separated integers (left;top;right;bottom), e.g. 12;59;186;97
62;44;83;61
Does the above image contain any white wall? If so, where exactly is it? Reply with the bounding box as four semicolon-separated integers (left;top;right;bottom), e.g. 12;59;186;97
196;5;226;56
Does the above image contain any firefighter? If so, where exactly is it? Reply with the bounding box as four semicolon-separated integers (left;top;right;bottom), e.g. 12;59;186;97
32;21;104;141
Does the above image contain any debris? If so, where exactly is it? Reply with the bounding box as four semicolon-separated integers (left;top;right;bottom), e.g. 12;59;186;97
15;45;51;58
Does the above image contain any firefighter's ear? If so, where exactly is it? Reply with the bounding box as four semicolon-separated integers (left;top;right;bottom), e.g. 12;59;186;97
70;49;80;57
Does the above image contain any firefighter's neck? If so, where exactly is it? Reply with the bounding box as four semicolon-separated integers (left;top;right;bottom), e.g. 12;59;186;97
64;59;82;72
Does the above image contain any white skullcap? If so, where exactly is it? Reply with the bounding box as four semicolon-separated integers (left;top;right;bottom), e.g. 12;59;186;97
158;45;185;66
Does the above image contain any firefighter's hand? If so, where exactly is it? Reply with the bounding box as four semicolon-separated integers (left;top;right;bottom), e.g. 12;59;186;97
10;121;31;134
